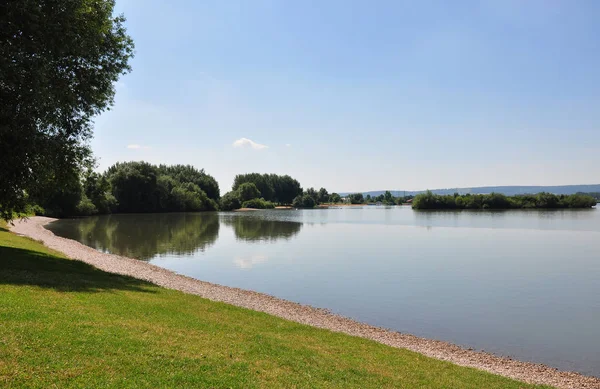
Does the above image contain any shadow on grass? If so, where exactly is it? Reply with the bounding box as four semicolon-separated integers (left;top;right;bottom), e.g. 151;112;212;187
0;246;156;293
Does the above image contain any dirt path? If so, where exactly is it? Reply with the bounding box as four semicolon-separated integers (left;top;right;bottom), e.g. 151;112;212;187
10;216;600;389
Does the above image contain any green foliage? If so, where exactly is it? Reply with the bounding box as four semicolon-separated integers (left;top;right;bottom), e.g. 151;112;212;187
101;161;219;214
578;192;600;201
292;194;316;208
237;182;262;202
0;0;134;221
305;188;319;204
75;196;98;216
317;188;330;203
157;164;220;200
241;198;275;209
171;183;215;212
233;174;275;202
220;191;242;211
108;162;161;213
348;193;364;204
232;173;302;204
84;170;118;214
33;173;85;217
330;193;342;203
271;174;303;204
383;191;394;205
412;191;597;210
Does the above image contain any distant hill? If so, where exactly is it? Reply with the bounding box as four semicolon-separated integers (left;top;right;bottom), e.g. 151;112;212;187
339;185;600;197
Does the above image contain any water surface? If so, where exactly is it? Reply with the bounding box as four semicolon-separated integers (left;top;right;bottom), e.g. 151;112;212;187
47;207;600;377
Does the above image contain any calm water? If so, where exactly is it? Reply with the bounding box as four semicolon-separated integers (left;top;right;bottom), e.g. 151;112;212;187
47;207;600;377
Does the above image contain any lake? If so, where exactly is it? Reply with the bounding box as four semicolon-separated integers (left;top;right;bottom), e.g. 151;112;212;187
47;206;600;377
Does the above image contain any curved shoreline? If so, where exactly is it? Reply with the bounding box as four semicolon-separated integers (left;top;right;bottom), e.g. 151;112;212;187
10;216;600;389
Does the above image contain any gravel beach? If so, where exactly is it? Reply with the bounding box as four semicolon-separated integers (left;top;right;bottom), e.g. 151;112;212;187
9;216;600;389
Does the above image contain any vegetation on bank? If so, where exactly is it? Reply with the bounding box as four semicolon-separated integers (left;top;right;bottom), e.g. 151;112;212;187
5;162;348;218
220;173;342;211
346;191;414;205
578;192;600;201
30;162;220;217
1;0;134;221
412;191;597;210
0;224;552;388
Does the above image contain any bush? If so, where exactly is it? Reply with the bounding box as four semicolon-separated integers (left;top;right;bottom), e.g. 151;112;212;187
292;194;316;208
220;192;242;211
241;198;275;209
170;183;212;212
348;193;364;204
76;196;98;216
330;193;342;204
237;182;262;202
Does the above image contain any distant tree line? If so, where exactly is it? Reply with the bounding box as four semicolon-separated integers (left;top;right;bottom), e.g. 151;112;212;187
346;191;414;205
19;164;352;218
577;192;600;201
220;173;343;211
411;191;597;210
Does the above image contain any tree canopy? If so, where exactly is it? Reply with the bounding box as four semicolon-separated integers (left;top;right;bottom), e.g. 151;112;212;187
105;162;219;213
0;0;134;220
412;191;597;210
348;193;364;204
232;174;302;204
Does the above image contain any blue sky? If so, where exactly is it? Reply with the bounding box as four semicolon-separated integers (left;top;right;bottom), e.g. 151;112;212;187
93;0;600;192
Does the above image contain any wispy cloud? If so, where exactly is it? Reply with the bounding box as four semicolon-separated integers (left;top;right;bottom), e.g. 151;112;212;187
285;143;291;147
232;138;268;150
126;144;151;150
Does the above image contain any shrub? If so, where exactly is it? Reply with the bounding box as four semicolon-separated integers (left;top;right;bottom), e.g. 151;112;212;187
220;191;242;211
76;196;98;216
237;183;261;202
170;183;211;212
242;198;275;209
292;194;316;209
348;193;364;204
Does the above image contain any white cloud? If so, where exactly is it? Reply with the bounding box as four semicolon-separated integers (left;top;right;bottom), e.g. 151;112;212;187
285;143;291;147
232;137;268;150
126;144;151;150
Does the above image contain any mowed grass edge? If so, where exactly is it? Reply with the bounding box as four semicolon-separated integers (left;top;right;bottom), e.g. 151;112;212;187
0;221;553;388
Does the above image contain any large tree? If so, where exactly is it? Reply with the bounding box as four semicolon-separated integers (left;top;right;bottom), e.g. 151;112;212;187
0;0;134;220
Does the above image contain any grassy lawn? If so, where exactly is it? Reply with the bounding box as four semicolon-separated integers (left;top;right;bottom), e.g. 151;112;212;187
0;222;552;388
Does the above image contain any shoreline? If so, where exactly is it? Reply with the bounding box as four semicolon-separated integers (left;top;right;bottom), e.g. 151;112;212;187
10;216;600;389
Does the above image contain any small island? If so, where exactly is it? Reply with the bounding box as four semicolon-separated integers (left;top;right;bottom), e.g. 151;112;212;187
411;191;597;210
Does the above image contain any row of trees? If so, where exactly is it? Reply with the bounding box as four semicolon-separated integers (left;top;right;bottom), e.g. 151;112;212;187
20;164;352;216
346;191;414;205
232;174;302;204
578;192;600;201
222;173;343;210
291;188;342;209
411;191;597;210
33;162;221;217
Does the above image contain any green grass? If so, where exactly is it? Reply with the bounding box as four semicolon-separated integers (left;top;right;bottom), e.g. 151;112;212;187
0;222;553;388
